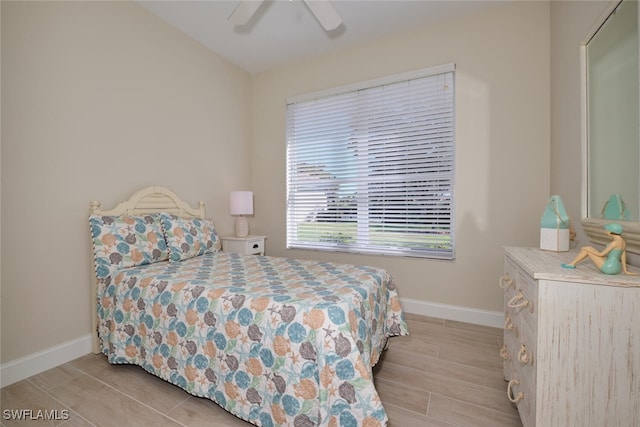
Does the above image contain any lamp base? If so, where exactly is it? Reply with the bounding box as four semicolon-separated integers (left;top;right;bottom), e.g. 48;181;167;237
234;216;249;238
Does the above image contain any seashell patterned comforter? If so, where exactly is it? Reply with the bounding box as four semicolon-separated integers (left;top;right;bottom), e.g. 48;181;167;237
97;251;408;426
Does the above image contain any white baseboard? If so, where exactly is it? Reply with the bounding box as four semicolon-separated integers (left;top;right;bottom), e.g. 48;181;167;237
400;297;504;329
0;334;92;388
0;299;501;389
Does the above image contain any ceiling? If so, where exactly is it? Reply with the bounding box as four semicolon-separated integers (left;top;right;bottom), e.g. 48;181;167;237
138;0;499;74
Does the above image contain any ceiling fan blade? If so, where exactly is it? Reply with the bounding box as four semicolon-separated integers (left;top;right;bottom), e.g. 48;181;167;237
303;0;342;31
228;0;264;26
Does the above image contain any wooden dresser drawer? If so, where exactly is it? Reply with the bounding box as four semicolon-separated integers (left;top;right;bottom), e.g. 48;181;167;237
507;370;535;427
504;269;536;332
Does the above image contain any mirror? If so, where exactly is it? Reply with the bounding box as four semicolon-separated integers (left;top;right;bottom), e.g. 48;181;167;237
582;0;640;253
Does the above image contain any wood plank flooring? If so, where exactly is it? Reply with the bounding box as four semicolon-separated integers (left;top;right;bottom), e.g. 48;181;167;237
1;313;522;427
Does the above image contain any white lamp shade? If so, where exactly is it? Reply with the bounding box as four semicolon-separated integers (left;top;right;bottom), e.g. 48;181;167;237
230;191;254;215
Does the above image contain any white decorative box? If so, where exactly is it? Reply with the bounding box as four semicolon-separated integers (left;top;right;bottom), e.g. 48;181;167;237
540;228;570;252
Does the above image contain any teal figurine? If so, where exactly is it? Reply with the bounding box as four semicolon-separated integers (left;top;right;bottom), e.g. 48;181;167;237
561;223;638;275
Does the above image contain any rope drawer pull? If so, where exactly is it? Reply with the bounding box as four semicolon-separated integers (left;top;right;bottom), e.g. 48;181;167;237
518;344;531;365
499;273;514;289
504;316;514;331
508;292;529;309
500;344;510;360
507;379;525;403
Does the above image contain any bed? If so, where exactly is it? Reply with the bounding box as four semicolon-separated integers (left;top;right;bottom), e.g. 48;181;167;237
89;186;409;427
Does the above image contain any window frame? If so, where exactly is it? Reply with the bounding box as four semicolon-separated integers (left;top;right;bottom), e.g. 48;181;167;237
286;64;456;259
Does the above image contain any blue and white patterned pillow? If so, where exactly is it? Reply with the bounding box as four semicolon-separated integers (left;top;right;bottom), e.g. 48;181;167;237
89;214;169;279
159;213;220;262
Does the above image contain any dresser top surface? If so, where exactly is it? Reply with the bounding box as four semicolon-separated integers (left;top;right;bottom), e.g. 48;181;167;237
504;247;640;288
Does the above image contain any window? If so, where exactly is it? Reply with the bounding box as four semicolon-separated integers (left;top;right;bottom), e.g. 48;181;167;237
286;64;455;259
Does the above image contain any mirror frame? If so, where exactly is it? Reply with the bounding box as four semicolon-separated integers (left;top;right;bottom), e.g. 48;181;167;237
581;0;640;254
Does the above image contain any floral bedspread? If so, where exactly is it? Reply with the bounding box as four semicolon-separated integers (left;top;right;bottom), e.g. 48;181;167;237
98;252;408;426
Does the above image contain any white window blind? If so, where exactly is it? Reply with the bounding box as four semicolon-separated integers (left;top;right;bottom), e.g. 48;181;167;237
286;64;455;259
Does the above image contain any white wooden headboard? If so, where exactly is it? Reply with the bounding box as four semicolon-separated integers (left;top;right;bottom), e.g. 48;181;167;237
89;186;205;219
89;186;205;353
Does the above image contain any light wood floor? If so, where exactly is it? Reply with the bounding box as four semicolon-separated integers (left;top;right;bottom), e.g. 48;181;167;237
1;313;522;427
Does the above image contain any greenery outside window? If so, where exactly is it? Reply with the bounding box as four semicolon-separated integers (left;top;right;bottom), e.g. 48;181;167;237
286;64;455;259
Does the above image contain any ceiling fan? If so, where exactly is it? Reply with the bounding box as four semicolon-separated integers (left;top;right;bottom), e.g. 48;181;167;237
228;0;343;32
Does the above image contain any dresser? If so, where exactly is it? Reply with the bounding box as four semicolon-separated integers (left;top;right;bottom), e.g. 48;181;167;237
500;247;640;427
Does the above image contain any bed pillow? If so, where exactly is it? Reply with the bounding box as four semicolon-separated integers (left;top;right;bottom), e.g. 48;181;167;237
159;213;220;262
89;214;169;279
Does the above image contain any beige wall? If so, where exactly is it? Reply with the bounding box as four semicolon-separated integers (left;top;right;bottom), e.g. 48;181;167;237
250;2;551;312
0;1;252;363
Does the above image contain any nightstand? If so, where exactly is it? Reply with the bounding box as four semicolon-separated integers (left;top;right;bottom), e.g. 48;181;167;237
220;235;266;255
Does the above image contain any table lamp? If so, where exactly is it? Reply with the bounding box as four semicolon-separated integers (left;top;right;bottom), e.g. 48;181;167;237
230;191;253;237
